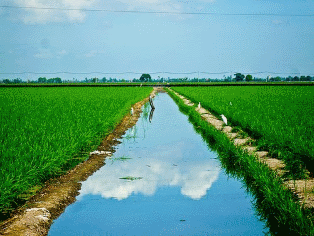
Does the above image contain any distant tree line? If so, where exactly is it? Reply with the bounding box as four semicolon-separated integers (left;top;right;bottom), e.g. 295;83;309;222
37;77;62;83
230;73;314;82
1;73;314;84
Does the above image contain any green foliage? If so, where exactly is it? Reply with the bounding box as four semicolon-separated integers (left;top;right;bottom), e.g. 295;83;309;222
293;76;300;81
46;77;62;83
119;176;143;181
234;73;245;81
0;87;152;215
38;77;47;83
0;79;23;84
91;77;98;83
111;156;132;164
172;86;314;177
269;76;282;82
245;74;253;82
139;74;152;82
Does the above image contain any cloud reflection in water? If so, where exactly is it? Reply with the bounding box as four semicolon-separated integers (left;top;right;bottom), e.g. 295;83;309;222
78;141;220;201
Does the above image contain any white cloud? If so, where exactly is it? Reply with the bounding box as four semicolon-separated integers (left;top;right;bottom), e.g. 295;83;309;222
85;50;98;57
117;0;166;4
109;0;184;15
178;0;215;2
12;0;98;24
57;49;67;55
34;48;53;58
34;48;68;58
56;49;68;58
180;166;218;200
84;50;106;57
78;154;220;201
272;19;289;26
10;0;214;24
200;0;215;2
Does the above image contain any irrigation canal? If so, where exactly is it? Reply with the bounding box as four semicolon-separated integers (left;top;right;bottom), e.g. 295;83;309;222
48;92;267;235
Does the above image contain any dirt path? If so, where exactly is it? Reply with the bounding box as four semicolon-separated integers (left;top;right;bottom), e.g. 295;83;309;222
169;88;314;209
0;88;158;236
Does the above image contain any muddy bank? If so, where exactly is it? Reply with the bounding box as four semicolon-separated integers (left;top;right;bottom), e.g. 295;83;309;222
0;88;158;236
168;88;314;209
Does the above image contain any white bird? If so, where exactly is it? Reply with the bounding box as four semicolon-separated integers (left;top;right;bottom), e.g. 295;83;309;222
220;114;227;125
198;102;201;109
230;102;232;106
90;150;100;155
131;107;134;115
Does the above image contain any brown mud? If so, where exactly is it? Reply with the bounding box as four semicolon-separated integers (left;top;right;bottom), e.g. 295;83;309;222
169;88;314;209
0;88;158;236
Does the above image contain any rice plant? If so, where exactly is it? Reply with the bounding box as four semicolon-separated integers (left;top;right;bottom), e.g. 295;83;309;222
0;86;152;216
172;86;314;178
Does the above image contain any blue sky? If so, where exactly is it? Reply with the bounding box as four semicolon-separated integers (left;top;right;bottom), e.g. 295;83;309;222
1;0;314;81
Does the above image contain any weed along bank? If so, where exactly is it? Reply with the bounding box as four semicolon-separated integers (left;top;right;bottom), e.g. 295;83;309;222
48;91;268;235
168;86;314;235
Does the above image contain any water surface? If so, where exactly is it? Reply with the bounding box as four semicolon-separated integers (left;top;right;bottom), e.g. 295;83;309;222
49;93;267;235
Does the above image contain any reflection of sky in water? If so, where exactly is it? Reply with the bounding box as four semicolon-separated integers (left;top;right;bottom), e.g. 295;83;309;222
78;141;220;201
78;93;220;201
49;93;266;236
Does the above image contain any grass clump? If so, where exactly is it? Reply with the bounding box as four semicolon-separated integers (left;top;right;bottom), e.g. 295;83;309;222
119;176;143;181
111;156;132;164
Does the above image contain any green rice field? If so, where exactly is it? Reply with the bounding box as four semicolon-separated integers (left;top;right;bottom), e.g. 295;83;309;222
172;86;314;178
0;87;152;214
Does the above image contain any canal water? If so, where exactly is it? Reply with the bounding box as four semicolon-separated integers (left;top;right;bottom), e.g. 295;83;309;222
48;92;267;235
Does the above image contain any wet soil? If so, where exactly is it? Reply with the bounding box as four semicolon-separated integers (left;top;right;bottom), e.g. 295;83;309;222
0;88;158;236
169;88;314;209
